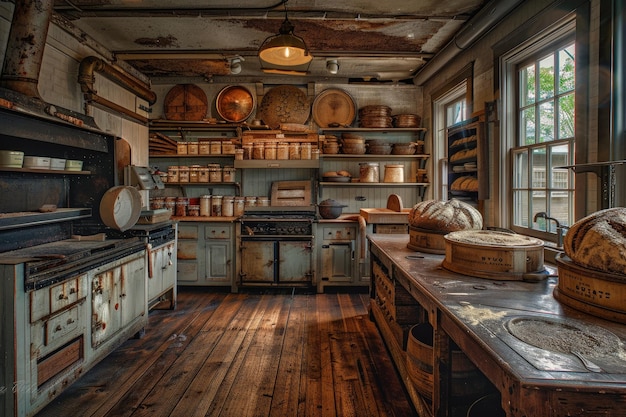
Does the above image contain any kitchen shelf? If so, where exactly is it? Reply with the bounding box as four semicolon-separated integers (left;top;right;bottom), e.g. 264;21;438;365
320;154;429;159
319;182;429;187
149;154;234;159
150;119;243;131
320;127;427;132
234;160;320;169
0;208;92;231
0;167;90;175
164;181;239;186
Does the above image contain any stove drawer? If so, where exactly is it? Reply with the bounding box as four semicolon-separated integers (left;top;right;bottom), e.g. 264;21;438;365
45;306;80;347
30;274;87;323
205;225;231;239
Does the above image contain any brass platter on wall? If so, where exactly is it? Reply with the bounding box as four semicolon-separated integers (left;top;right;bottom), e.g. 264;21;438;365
216;85;255;123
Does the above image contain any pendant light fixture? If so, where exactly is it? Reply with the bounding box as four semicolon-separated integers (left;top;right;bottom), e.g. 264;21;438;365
258;0;312;67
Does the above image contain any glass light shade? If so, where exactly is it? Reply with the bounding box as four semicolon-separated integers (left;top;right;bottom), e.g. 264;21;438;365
259;33;312;66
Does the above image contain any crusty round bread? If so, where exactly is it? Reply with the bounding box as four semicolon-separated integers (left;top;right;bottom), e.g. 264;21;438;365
408;199;483;232
564;207;626;275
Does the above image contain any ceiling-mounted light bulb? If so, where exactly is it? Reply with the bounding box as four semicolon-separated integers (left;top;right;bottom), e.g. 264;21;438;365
230;57;243;74
326;59;339;75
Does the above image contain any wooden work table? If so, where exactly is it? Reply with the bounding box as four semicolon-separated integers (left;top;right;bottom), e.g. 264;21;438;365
368;234;626;417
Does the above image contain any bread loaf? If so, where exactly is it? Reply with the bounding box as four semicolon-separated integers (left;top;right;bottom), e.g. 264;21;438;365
408;199;483;231
451;176;478;192
563;207;626;275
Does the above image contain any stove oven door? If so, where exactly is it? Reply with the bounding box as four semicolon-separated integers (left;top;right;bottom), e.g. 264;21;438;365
239;240;276;283
239;237;314;285
278;240;314;283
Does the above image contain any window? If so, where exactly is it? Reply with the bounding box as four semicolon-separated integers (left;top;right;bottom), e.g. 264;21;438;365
502;20;576;242
433;80;470;200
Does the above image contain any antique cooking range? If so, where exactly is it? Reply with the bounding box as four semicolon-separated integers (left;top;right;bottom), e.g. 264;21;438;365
0;88;165;417
237;181;317;290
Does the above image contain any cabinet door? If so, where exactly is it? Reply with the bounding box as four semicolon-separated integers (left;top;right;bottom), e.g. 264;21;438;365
148;246;163;300
92;267;121;347
160;241;177;292
177;224;201;283
148;242;176;300
120;256;146;327
320;242;354;283
205;240;232;284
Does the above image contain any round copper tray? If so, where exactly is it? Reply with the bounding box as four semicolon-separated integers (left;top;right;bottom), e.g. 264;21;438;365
312;88;356;128
216;85;255;123
257;85;310;129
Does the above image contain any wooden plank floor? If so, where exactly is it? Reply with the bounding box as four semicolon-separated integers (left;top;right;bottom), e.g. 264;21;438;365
36;287;418;417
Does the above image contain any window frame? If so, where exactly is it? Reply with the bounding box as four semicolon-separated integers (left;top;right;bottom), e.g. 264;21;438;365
499;17;577;244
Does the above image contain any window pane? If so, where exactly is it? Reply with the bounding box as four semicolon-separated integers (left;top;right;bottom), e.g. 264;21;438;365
520;108;535;145
513;190;530;227
520;64;535;106
446;99;466;127
531;148;547;221
539;101;554;142
550;143;570;189
539;55;555;100
531;199;547;230
549;190;572;229
513;150;529;188
558;45;575;93
558;93;575;139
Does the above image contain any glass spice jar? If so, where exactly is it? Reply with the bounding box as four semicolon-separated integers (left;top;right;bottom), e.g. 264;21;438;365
289;143;301;159
199;195;211;216
221;196;234;217
210;140;222;155
222;166;236;182
187;204;200;216
175;197;188;216
187;141;199;155
301;143;312;160
211;195;223;216
276;142;289;160
208;164;222;182
252;142;265;159
264;143;277;160
233;197;245;217
178;166;190;183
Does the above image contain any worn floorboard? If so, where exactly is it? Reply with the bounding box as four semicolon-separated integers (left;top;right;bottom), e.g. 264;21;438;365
36;287;418;417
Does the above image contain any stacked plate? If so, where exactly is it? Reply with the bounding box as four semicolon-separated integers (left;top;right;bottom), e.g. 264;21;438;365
393;113;421;128
358;105;393;128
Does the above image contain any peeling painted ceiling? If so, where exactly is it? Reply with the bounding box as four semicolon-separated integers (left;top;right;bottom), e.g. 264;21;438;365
51;0;488;83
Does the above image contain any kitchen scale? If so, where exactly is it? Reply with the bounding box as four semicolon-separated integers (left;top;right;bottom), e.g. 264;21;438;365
124;165;167;219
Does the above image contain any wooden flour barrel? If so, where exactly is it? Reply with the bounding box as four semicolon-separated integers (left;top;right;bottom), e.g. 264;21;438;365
554;253;626;324
406;323;490;403
442;230;544;280
407;226;447;254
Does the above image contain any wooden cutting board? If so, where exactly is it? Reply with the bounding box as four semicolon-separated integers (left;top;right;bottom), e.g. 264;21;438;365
115;137;131;184
386;194;403;212
164;84;208;121
270;180;312;206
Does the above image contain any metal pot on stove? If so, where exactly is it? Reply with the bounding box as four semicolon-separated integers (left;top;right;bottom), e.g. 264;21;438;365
318;199;348;219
